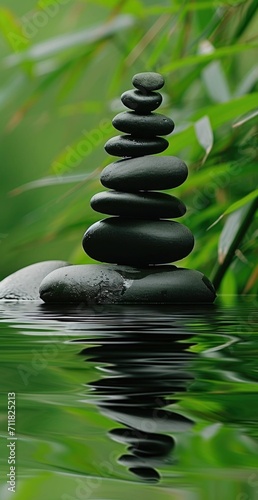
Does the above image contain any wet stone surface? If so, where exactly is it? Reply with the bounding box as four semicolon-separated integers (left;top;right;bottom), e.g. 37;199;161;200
39;264;216;304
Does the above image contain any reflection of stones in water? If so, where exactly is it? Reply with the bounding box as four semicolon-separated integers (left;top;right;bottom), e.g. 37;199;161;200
109;428;175;482
79;330;195;483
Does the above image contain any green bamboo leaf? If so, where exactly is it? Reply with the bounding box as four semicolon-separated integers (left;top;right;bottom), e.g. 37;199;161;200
186;163;255;191
0;7;29;52
166;94;258;158
209;190;258;229
231;0;258;42
218;203;253;265
203;60;231;102
199;40;231;103
146;29;172;68
233;109;258;128
10;170;100;196
222;190;258;218
160;41;258;73
141;1;247;15
193;93;258;127
0;74;26;110
234;66;258;97
211;198;257;289
4;15;135;64
194;115;214;162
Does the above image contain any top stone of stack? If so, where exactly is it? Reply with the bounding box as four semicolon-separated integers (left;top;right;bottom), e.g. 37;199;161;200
105;71;172;158
132;72;165;91
121;72;165;114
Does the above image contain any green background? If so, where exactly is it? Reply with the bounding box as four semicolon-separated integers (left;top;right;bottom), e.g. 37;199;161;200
0;0;257;294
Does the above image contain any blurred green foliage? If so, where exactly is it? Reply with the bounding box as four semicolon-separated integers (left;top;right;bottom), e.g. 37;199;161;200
0;0;257;293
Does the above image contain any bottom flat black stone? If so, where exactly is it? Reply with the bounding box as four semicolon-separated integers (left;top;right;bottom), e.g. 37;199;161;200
39;264;216;304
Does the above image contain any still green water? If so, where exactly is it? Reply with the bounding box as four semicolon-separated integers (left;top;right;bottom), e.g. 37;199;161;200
0;298;257;500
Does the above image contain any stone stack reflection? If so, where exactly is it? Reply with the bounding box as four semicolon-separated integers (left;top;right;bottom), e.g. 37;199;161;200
80;328;195;482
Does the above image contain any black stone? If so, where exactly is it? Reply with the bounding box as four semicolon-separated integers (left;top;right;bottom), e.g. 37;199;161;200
128;467;160;483
82;218;194;265
121;89;162;113
90;191;186;218
109;429;175;456
39;264;216;304
112;111;174;137
132;72;165;91
105;135;168;157
101;155;188;191
123;266;216;303
0;261;70;300
39;265;125;304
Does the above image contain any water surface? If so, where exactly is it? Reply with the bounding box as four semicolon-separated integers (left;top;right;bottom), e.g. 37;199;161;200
0;298;257;500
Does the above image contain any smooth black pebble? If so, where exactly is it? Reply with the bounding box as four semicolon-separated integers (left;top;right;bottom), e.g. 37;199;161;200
132;72;165;91
121;89;162;113
101;155;188;191
82;217;194;266
129;467;160;482
112;111;174;137
91;191;186;218
105;135;168;157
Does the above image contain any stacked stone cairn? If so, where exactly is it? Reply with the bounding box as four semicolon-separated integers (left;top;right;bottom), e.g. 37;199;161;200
84;72;192;267
38;72;216;304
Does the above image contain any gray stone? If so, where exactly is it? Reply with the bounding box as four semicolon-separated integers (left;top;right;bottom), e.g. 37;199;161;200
39;264;216;304
90;191;186;218
101;155;188;191
112;111;174;137
82;218;194;265
105;135;168;157
0;261;71;300
132;72;165;91
121;90;162;113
